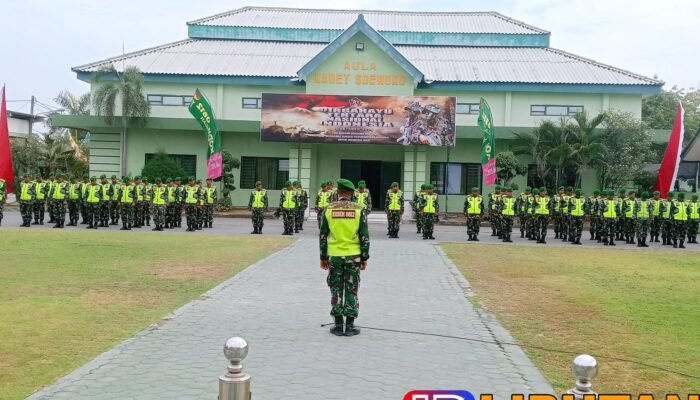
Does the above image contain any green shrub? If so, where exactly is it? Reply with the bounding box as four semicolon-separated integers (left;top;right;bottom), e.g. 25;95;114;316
141;152;187;180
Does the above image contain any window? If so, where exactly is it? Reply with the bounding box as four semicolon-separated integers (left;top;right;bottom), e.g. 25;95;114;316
147;95;193;107
530;105;583;116
242;97;262;109
430;163;481;195
240;157;289;189
144;154;197;177
527;164;578;189
456;103;480;115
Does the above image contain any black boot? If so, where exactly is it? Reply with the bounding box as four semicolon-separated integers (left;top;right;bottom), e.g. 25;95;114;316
673;239;678;248
679;240;686;249
330;316;344;336
344;317;360;336
251;227;258;234
121;221;129;231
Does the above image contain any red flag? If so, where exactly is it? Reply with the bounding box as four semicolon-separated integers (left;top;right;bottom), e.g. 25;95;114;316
0;85;15;193
653;101;685;198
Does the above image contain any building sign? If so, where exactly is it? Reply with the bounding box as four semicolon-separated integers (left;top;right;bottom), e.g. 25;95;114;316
312;61;408;87
260;93;456;146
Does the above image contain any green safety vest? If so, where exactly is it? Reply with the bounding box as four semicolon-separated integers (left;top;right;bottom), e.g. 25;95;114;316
571;198;585;216
388;191;402;211
185;186;198;204
35;181;46;200
466;196;482;215
423;194;437;214
69;183;80;200
624;199;636;218
651;199;661;216
501;197;515;216
152;186;166;205
603;199;617;219
252;190;266;208
672;200;688;221
325;206;362;256
282;189;296;209
86;185;101;203
120;185;134;203
317;191;330;208
637;200;650;219
535;197;550;215
689;202;699;219
52;182;67;200
20;182;33;201
662;200;672;218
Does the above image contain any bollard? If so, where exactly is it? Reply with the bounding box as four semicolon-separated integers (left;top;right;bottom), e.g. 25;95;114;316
219;337;251;400
567;354;598;399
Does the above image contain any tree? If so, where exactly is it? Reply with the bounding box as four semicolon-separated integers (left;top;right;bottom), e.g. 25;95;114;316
141;152;187;180
92;65;150;175
511;125;551;187
496;151;527;185
218;150;240;198
642;86;700;145
596;110;655;189
567;111;607;187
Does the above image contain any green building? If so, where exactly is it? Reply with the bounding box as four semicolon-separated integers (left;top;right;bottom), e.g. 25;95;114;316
54;6;662;212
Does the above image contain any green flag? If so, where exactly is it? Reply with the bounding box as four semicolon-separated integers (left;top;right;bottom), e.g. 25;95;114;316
189;89;222;179
477;98;497;185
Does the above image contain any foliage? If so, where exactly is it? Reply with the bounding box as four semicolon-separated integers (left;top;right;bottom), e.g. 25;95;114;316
642;86;700;144
217;150;240;198
140;152;187;180
91;65;150;125
214;196;234;212
496;151;527;185
596;110;655;189
10;131;86;186
632;171;658;194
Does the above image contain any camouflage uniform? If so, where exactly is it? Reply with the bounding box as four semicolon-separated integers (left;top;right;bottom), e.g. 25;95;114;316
204;182;217;228
196;182;205;230
634;197;653;247
67;179;82;226
600;194;618;245
464;192;483;240
118;181;135;230
174;182;185;227
294;184;308;232
353;188;372;218
669;197;689;248
84;180;103;229
649;195;663;242
18;178;36;226
560;192;572;242
79;177;89;224
497;192;516;242
515;190;531;238
165;182;176;228
279;185;298;235
568;193;586;244
248;186;268;234
99;178;113;227
49;178;69;228
33;179;49;224
418;191;439;240
660;196;673;245
150;182;168;231
488;190;502;237
413;189;425;234
532;191;552;243
384;187;404;238
552;190;565;239
183;182;201;232
110;178;121;225
587;194;601;241
133;180;145;228
0;179;6;226
687;198;699;243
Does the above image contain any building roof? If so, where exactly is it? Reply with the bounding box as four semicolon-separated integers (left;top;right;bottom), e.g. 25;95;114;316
187;6;549;35
73;39;661;86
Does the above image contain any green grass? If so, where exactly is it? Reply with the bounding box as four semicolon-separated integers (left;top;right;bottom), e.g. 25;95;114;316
441;244;700;396
0;230;291;400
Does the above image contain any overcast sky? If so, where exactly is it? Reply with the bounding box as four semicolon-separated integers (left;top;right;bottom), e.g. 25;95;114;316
2;0;698;113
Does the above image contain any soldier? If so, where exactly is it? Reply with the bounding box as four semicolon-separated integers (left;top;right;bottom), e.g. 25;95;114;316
498;186;516;242
600;190;618;246
526;188;537;240
464;187;484;241
110;175;121;225
292;180;308;232
621;191;637;244
174;177;185;228
418;184;439;240
195;179;205;230
315;181;332;229
516;186;531;238
553;187;565;239
248;181;268;234
49;173;69;228
142;177;152;227
66;176;80;226
204;178;217;229
79;174;90;224
533;187;551;244
96;175;111;227
279;180;297;235
688;194;699;244
385;182;404;238
118;176;135;230
615;189;627;240
327;181;338;202
353;180;372;217
670;192;689;248
560;186;573;241
18;174;35;227
183;177;200;232
150;178;168;231
587;190;601;241
649;191;663;243
131;176;143;228
46;173;56;224
165;178;176;229
633;191;653;247
85;177;102;229
488;185;502;238
33;174;48;225
0;177;6;226
413;184;426;234
567;189;586;245
319;179;369;337
660;192;674;245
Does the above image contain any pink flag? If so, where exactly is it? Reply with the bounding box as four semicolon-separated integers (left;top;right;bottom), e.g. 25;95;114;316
482;158;497;186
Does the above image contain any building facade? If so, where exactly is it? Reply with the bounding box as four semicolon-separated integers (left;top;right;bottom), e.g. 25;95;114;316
54;7;663;211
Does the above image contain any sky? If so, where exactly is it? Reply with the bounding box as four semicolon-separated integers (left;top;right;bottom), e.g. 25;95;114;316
1;0;699;113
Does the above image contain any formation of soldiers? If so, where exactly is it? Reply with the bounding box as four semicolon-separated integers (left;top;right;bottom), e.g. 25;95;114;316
14;173;217;232
474;185;700;248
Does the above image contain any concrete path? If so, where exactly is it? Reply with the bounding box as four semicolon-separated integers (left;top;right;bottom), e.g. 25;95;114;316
27;229;553;399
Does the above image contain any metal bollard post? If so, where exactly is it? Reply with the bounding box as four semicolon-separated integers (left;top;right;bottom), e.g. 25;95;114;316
219;337;251;400
567;354;598;399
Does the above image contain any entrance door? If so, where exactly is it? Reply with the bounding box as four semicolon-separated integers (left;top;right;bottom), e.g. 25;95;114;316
340;160;402;210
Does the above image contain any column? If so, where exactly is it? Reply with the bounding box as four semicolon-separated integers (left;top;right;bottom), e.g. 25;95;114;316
402;146;426;222
289;144;313;218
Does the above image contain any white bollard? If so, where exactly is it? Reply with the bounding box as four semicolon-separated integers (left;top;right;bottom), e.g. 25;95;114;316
567;354;598;399
219;337;251;400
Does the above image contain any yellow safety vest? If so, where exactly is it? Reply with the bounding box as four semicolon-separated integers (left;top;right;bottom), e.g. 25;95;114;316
52;182;67;200
167;186;176;202
35;181;46;200
111;183;121;200
206;187;216;204
466;196;482;215
144;184;152;201
81;182;89;198
672;200;688;221
0;182;4;201
571;198;585;216
185;186;198;204
318;191;330;208
356;191;369;204
69;183;80;200
689;202;699;219
501;197;515;216
136;184;144;201
603;200;617;219
251;190;266;208
325;205;362;256
282;189;296;209
651;199;661;216
423;194;437;214
152;186;166;205
662;200;672;218
101;183;111;200
519;194;530;212
527;197;535;214
535;197;550;215
388;191;402;211
490;193;500;210
637;200;650;219
624;200;636;218
561;195;571;214
20;182;33;201
120;185;134;203
86;185;101;203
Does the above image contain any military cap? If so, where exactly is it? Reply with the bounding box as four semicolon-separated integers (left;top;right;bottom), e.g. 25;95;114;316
619;188;626;194
678;192;685;199
188;176;195;181
471;187;479;192
566;186;574;191
292;180;299;185
358;180;366;188
255;181;262;186
195;179;202;184
426;184;435;190
593;189;600;195
495;185;502;190
82;173;89;178
391;181;399;187
122;177;130;183
539;187;546;192
111;175;117;179
525;186;532;191
337;179;355;191
22;173;30;178
90;176;97;181
284;180;292;186
641;192;650;199
206;177;213;181
692;194;699;201
175;177;182;181
134;175;141;180
667;192;675;198
55;172;63;177
69;174;75;179
320;183;326;189
575;189;582;196
166;178;173;183
558;186;565;191
155;178;162;183
532;189;540;195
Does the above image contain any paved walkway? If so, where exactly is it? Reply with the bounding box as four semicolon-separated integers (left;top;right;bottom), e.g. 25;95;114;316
28;233;553;399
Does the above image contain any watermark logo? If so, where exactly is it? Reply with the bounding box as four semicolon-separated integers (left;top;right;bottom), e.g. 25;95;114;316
403;391;476;400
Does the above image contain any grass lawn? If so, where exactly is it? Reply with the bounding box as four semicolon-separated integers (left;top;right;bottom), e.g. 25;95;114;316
0;230;291;400
441;244;700;396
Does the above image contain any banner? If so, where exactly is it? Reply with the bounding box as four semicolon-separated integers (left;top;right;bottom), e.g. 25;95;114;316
261;93;456;146
189;89;222;179
653;101;684;197
478;98;497;186
0;86;15;193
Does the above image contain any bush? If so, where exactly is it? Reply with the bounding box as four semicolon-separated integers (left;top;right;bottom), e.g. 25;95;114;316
141;152;187;180
214;196;234;212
